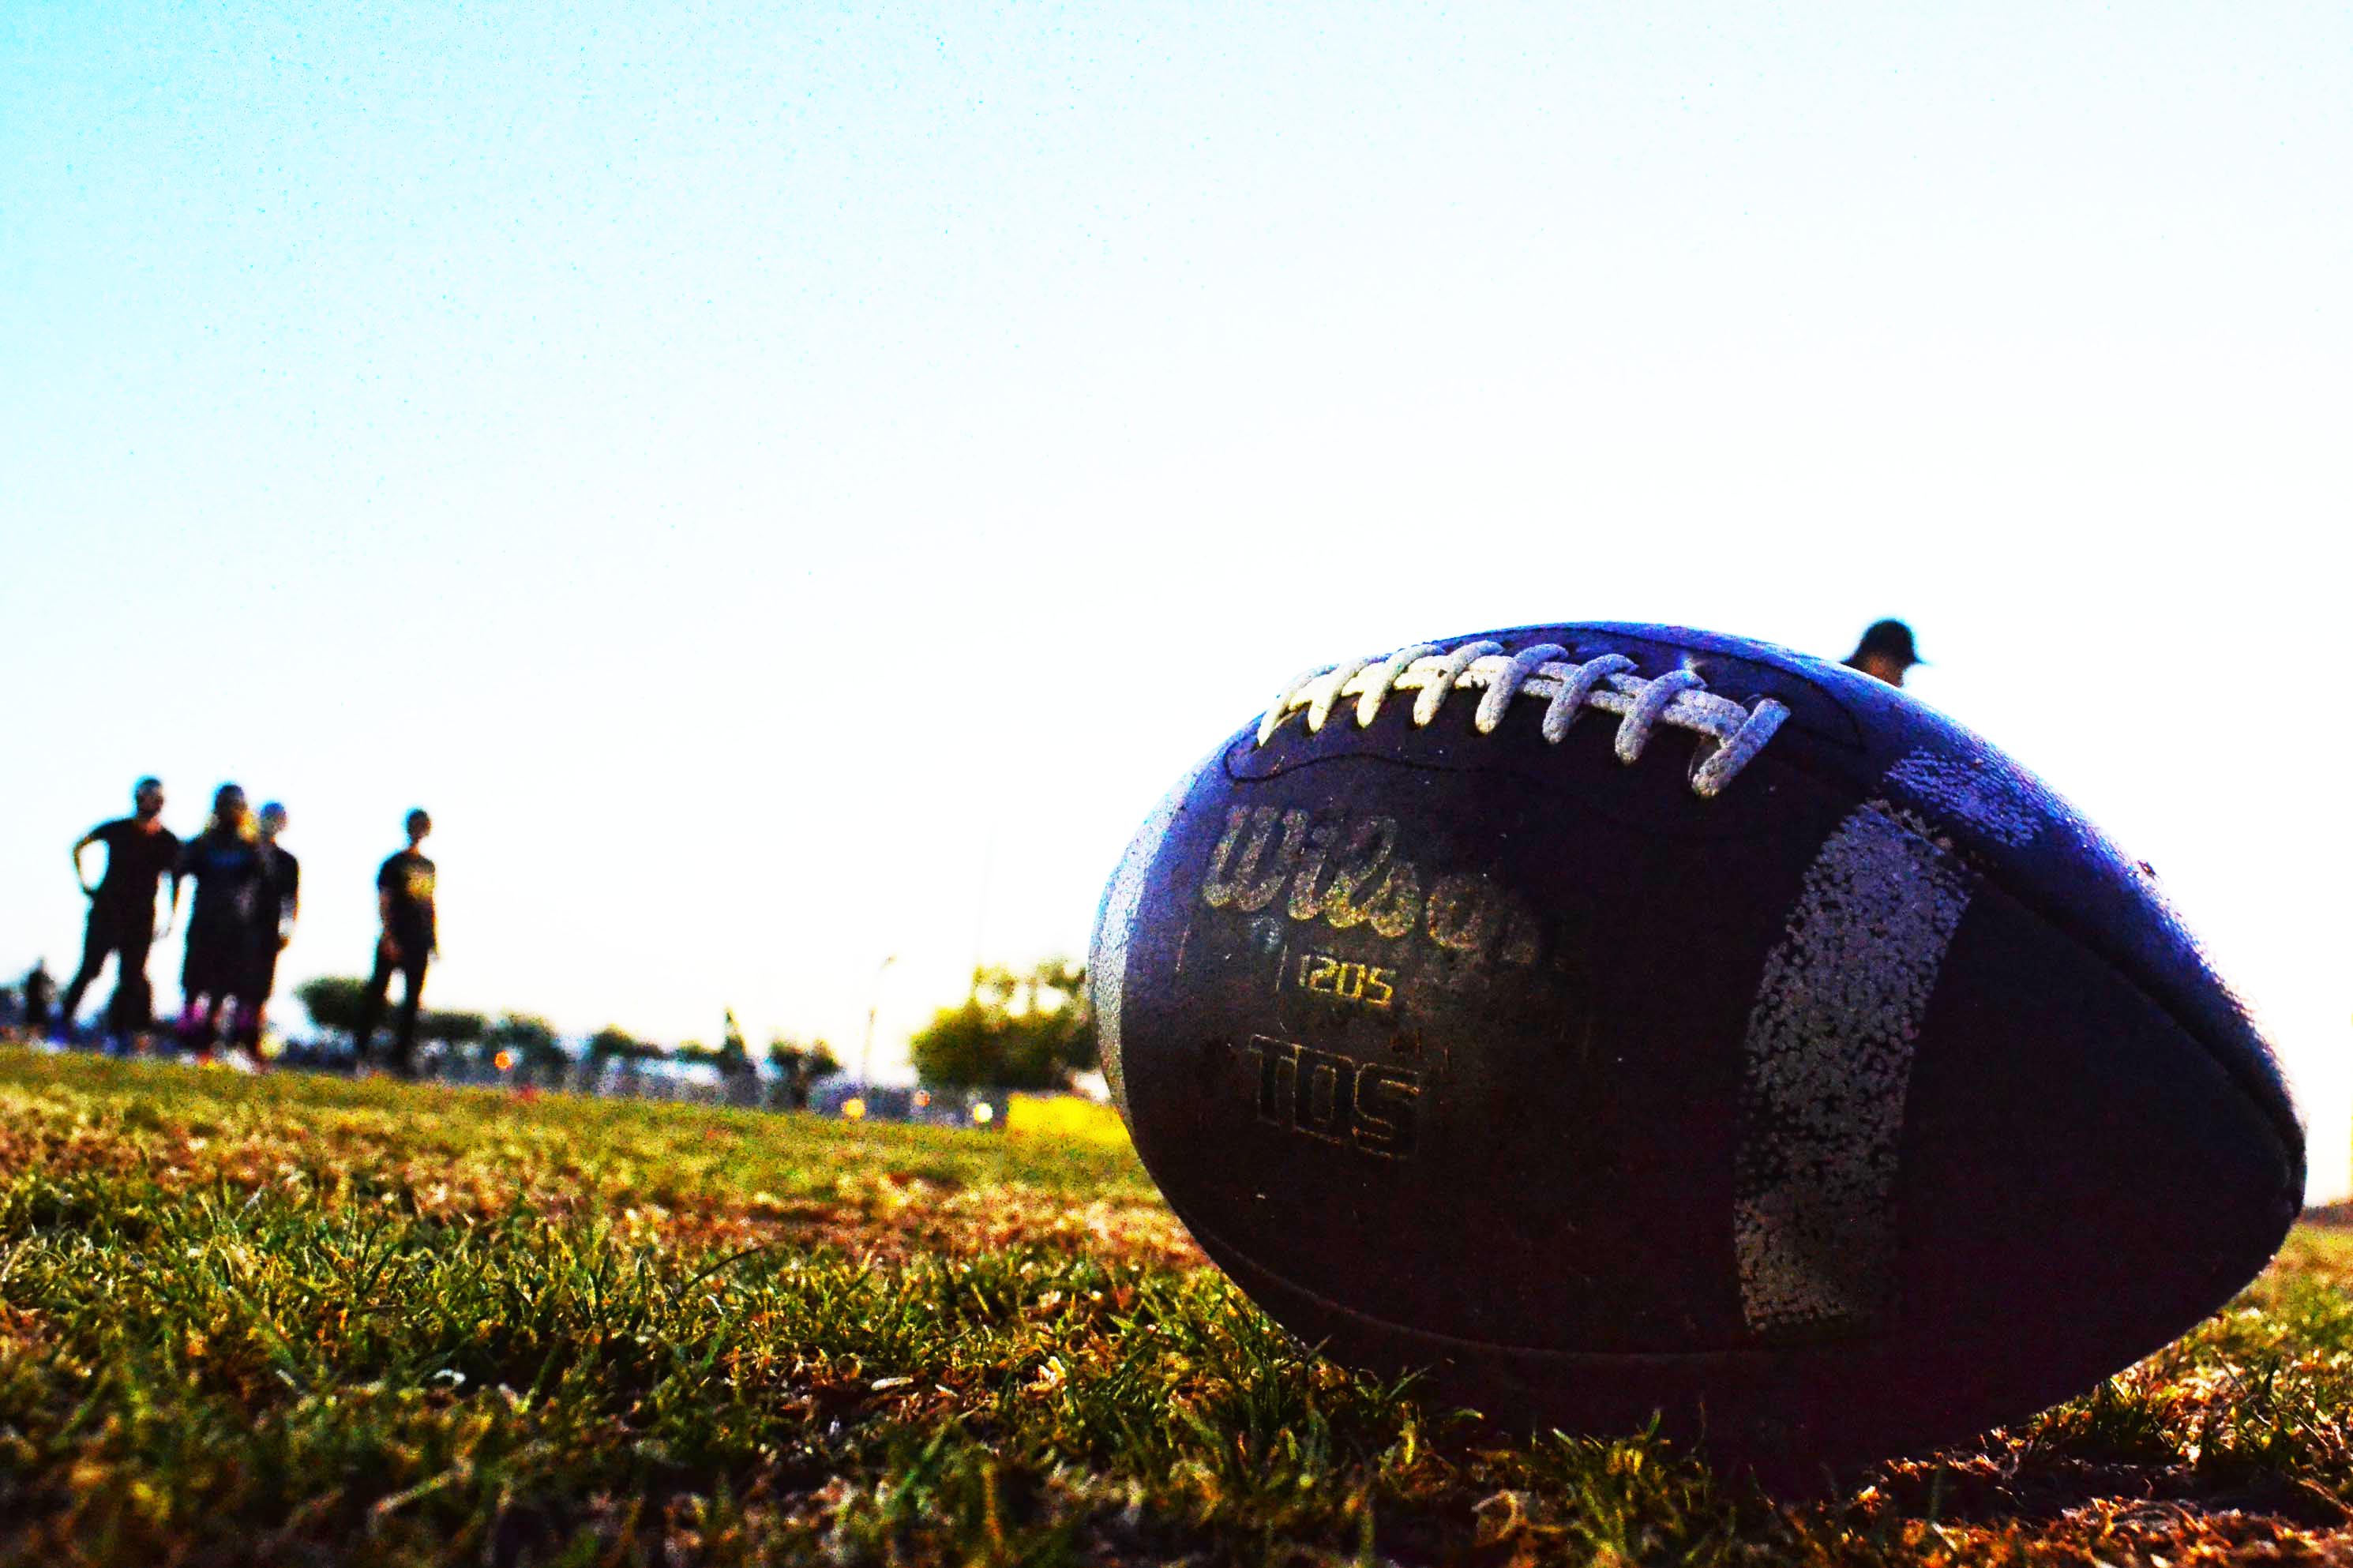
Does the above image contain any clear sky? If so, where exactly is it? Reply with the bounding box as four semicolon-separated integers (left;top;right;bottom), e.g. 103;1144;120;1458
4;3;2346;1191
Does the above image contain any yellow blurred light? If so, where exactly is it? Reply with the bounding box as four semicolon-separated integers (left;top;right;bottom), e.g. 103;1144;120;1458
843;1097;866;1120
970;1102;994;1125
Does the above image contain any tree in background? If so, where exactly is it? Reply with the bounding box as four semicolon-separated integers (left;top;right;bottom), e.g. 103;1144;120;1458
719;1010;752;1078
586;1026;662;1072
419;1010;487;1056
910;958;1094;1090
293;976;370;1041
766;1035;840;1108
485;1014;566;1080
680;1015;756;1078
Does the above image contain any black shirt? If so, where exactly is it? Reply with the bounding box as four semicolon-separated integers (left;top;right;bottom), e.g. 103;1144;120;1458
253;846;300;936
378;850;437;950
87;817;182;920
179;830;265;940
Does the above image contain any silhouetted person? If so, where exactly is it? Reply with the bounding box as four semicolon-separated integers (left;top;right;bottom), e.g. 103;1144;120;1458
177;784;265;1053
236;802;300;1052
62;777;184;1041
21;961;57;1038
1844;619;1924;688
355;809;437;1076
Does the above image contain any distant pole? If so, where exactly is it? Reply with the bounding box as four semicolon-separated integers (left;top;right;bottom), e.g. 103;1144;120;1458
859;953;898;1090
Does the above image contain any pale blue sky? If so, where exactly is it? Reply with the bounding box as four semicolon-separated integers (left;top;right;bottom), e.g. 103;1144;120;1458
4;3;2347;1189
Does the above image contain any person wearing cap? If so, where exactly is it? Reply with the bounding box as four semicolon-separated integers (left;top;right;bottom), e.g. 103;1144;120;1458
175;783;265;1053
61;777;184;1041
1844;619;1925;688
235;802;300;1054
355;809;437;1076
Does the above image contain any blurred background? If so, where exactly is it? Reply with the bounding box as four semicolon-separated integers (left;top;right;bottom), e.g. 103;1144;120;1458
3;3;2344;1191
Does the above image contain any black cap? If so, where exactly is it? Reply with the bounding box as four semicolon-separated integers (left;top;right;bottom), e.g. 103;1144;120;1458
1847;619;1924;669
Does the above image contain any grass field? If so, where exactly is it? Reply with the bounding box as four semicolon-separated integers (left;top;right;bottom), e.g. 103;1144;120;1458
2;1047;2349;1566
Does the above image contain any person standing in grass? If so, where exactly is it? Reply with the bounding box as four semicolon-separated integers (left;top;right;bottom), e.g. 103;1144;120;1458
61;776;183;1041
235;801;300;1054
175;784;265;1053
21;960;57;1039
355;809;437;1077
1843;618;1925;688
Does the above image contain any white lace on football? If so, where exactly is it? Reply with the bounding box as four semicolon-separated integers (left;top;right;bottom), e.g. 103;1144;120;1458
1258;642;1792;798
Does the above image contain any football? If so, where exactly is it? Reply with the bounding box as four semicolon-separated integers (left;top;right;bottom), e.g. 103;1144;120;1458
1088;621;2303;1468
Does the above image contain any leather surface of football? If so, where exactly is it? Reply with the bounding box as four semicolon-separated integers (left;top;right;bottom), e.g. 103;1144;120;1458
1088;621;2304;1465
